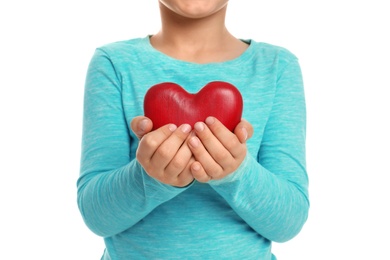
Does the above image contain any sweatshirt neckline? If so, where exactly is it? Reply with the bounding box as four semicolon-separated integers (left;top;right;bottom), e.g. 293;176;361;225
141;35;254;67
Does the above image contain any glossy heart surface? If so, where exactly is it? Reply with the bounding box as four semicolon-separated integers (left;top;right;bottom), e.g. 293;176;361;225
144;81;243;131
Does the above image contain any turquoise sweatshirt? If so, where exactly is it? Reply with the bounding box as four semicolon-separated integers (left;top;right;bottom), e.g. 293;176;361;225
77;36;309;259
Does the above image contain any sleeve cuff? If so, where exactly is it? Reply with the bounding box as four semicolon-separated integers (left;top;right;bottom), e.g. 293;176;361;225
136;161;194;196
208;153;251;186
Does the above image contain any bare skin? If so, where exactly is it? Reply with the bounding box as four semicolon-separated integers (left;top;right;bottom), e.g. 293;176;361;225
152;1;248;63
131;116;253;186
131;0;253;187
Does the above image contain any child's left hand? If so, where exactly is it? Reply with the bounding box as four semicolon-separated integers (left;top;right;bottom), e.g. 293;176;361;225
188;117;253;182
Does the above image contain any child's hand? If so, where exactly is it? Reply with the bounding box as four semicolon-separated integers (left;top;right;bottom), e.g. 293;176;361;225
131;116;195;187
130;116;154;139
188;117;252;182
233;118;254;144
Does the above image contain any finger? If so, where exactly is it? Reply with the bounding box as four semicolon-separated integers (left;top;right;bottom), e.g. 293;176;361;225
174;156;196;187
234;118;254;143
136;123;177;165
188;134;223;179
190;161;212;182
131;116;153;139
203;117;245;159
151;124;192;169
165;133;193;175
193;121;233;167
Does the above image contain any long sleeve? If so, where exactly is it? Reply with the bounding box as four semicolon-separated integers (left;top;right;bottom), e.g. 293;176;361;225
209;57;309;242
77;49;188;237
76;38;309;259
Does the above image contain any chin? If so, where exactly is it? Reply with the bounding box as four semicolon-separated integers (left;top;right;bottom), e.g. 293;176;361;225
160;0;228;19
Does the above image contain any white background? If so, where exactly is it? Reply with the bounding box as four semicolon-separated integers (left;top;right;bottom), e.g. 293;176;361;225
1;0;389;259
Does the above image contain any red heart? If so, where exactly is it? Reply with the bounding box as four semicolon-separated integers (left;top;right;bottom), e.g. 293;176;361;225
144;81;243;131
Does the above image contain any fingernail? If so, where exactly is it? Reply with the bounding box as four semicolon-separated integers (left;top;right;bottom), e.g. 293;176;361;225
140;119;148;132
205;117;215;125
192;163;201;171
168;124;177;132
242;127;248;141
194;122;204;132
190;136;200;147
180;124;191;133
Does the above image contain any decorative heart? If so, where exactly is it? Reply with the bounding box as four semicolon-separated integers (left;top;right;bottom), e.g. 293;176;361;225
144;81;243;131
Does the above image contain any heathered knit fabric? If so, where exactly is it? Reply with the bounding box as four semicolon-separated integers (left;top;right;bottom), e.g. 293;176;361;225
77;36;309;260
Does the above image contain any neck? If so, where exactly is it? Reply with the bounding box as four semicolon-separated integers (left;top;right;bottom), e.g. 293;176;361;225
150;3;248;63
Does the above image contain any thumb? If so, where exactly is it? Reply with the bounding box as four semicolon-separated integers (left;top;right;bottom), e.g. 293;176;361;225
234;118;253;143
130;116;153;139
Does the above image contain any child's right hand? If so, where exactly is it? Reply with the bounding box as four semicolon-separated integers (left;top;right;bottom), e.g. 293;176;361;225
131;116;195;187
